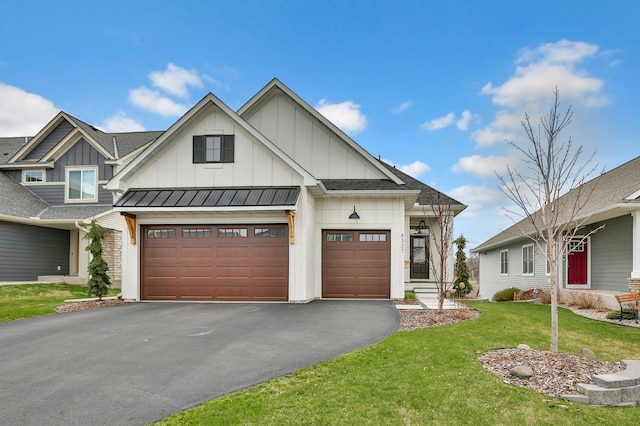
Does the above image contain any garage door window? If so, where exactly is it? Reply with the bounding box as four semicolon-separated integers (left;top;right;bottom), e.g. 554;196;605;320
218;228;248;238
255;228;285;238
359;233;387;242
147;229;175;239
182;228;211;238
326;233;353;242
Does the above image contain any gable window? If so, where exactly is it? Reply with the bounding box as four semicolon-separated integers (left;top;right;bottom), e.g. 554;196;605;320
66;167;97;202
522;244;534;276
193;135;234;163
23;170;45;184
500;249;509;276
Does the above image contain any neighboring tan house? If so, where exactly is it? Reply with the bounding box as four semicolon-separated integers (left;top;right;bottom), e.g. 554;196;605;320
0;112;161;285
106;78;466;302
472;156;640;304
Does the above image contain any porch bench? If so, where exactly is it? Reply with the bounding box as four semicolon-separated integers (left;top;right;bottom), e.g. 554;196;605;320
614;293;640;323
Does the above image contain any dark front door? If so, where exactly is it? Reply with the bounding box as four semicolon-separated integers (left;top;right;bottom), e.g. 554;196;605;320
410;235;429;279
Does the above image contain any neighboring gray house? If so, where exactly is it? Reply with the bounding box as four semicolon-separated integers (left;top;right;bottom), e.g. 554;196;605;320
472;156;640;304
0;112;161;284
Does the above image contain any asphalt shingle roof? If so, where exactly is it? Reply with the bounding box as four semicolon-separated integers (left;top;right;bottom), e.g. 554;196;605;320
473;155;640;252
321;160;465;207
0;137;30;165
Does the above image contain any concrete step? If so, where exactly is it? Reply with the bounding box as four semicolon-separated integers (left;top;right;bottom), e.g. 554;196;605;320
592;371;639;389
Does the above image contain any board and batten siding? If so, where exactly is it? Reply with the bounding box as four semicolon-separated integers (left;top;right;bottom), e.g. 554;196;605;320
47;138;113;182
24;120;74;161
125;103;303;189
0;221;70;281
244;93;385;180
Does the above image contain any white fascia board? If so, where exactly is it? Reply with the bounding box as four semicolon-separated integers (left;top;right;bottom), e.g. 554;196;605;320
104;142;153;166
113;205;297;214
626;188;640;200
0;161;54;169
41;127;113;162
238;79;404;185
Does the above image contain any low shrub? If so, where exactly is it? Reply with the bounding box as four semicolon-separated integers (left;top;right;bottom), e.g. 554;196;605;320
606;309;639;320
565;292;605;310
404;291;417;300
514;288;538;301
492;287;521;302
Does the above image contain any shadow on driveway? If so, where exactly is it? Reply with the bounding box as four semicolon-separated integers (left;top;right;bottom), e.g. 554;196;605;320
0;300;399;425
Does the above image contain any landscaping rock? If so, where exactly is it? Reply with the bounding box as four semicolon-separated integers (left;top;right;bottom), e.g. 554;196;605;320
581;348;598;361
517;344;531;350
510;365;534;379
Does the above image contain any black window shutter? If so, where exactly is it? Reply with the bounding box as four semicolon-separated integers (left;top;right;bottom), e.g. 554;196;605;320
193;135;204;163
222;135;235;163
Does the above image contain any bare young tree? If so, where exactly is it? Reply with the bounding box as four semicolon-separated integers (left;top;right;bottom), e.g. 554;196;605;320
425;192;457;310
498;88;600;353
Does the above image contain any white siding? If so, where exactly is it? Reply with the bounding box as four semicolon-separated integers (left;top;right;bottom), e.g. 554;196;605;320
245;93;386;180
124;103;303;190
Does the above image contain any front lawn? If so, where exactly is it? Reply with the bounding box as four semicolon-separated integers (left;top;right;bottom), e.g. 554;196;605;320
158;302;640;425
0;283;119;322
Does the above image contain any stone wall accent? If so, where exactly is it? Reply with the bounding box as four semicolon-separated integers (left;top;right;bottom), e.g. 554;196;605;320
102;229;122;289
628;278;640;294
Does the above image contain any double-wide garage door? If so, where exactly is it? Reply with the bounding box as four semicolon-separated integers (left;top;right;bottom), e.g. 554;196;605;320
142;225;288;301
322;230;391;299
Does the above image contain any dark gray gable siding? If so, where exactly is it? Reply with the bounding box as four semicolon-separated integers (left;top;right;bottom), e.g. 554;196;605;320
48;138;113;182
4;170;20;182
0;221;69;281
26;185;112;206
24;120;74;161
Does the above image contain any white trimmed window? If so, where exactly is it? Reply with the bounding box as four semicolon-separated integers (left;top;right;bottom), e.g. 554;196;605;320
500;249;509;276
65;167;98;203
522;244;534;276
23;169;45;184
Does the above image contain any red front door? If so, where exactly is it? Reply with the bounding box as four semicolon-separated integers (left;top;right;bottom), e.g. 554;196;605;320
567;239;588;285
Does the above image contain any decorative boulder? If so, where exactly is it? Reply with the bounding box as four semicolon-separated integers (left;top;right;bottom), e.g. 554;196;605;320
580;348;597;360
510;365;534;379
517;344;531;350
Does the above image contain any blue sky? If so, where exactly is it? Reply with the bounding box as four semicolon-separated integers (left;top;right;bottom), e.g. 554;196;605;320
1;1;639;249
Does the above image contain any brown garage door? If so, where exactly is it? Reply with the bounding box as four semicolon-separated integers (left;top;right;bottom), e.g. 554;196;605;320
142;225;288;301
322;230;390;299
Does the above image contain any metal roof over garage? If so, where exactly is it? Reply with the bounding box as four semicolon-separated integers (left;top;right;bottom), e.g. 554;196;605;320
114;186;300;208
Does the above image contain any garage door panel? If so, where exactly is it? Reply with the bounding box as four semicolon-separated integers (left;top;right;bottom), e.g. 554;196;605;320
322;230;390;299
142;225;288;301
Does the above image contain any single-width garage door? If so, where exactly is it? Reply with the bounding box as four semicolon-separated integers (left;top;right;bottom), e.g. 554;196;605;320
142;225;288;301
322;230;391;299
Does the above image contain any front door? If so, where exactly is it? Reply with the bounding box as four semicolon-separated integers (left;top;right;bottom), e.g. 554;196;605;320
410;235;429;279
567;238;588;286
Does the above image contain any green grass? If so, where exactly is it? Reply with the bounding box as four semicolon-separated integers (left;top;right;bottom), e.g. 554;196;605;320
157;302;640;425
0;283;119;322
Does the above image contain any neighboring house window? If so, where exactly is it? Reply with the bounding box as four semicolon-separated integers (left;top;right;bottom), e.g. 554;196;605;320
500;249;509;275
522;244;534;276
23;170;45;184
193;135;234;163
66;167;98;202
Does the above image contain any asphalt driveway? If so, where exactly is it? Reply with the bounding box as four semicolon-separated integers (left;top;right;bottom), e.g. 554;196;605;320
0;301;399;425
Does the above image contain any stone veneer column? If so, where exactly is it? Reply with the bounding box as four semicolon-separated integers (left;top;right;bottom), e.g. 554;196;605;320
629;211;640;293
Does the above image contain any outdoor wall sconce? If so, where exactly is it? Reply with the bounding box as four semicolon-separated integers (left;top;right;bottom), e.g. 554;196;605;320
418;219;427;234
348;206;360;219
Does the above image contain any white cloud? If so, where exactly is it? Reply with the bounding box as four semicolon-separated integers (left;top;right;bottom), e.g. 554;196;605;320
421;112;454;130
456;110;474;130
381;158;431;179
392;101;412;114
316;99;367;134
149;63;202;97
129;87;188;117
453;154;520;177
101;112;146;132
447;184;502;218
474;39;607;147
0;83;59;136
